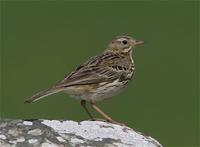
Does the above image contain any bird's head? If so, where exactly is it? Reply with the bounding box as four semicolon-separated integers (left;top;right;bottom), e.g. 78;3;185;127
106;36;144;53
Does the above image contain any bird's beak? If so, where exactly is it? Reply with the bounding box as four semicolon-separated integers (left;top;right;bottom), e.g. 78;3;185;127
135;40;144;46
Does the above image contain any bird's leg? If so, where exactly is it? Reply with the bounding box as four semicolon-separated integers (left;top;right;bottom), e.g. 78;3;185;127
90;102;113;123
80;100;94;120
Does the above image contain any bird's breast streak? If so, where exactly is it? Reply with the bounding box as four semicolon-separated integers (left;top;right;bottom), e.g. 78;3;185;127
63;79;127;102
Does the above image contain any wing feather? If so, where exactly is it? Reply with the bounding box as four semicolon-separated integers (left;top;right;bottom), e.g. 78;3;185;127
55;52;124;88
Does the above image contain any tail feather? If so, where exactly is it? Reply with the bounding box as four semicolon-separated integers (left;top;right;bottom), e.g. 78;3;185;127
25;87;63;103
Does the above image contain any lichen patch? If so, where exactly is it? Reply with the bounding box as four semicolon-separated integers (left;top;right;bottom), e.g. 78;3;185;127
23;121;33;126
28;139;38;144
70;138;84;144
28;129;42;136
56;136;66;143
42;120;162;146
0;134;6;140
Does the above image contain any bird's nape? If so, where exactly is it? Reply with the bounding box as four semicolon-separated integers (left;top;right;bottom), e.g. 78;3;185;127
25;35;142;123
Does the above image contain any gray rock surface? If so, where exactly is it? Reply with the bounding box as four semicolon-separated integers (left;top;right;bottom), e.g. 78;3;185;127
0;119;162;147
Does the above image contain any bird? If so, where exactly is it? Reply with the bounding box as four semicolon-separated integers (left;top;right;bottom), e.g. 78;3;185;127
25;35;144;123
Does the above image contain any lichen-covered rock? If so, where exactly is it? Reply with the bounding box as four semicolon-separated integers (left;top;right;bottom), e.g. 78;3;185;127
0;119;162;147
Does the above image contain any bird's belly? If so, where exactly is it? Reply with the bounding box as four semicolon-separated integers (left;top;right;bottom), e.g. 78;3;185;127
91;80;127;102
63;79;128;102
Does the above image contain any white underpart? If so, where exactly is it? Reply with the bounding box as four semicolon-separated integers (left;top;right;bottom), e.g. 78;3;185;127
64;79;127;102
93;79;124;101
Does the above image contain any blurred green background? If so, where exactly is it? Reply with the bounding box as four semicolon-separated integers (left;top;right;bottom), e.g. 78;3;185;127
1;1;198;146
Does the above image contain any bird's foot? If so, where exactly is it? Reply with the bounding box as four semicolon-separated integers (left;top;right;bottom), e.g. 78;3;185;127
109;120;126;126
86;118;126;126
88;118;107;122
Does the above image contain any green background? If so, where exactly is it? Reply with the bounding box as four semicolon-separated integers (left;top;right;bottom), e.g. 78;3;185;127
1;1;198;146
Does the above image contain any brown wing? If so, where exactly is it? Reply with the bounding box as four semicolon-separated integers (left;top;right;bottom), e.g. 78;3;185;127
55;52;125;88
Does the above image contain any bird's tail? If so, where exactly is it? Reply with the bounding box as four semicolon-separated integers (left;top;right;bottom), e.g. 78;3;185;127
24;87;63;103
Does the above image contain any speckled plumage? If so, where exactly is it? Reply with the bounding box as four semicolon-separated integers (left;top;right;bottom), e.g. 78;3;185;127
25;36;143;122
60;50;135;102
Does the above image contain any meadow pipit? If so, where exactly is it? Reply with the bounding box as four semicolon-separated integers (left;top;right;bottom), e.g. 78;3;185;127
25;36;144;123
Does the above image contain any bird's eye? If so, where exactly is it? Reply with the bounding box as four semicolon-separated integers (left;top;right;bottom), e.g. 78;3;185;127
122;40;128;45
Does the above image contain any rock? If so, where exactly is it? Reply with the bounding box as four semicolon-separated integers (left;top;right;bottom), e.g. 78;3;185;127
0;119;162;147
